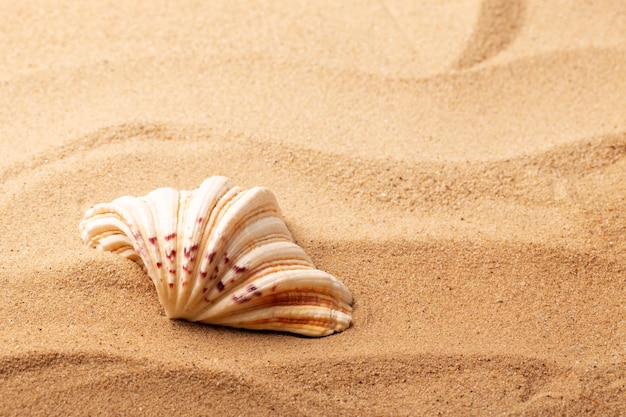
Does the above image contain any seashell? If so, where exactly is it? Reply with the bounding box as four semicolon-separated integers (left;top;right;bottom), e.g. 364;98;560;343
79;176;353;337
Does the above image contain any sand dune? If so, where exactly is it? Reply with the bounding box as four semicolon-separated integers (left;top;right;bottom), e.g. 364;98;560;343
1;1;625;415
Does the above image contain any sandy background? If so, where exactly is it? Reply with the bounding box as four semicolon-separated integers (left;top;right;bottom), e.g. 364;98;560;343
1;0;625;415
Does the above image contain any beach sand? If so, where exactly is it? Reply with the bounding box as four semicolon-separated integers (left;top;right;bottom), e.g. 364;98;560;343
1;1;625;415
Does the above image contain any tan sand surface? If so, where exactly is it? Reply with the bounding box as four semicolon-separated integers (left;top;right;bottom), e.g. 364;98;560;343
1;1;625;415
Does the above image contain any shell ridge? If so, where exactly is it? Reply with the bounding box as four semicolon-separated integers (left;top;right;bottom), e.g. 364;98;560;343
81;213;133;253
178;177;232;316
180;196;252;317
192;185;244;292
130;197;163;281
195;268;352;324
174;189;193;313
197;246;315;311
189;247;308;319
183;189;290;318
81;199;154;275
177;177;235;316
180;180;249;319
144;187;180;317
193;188;263;296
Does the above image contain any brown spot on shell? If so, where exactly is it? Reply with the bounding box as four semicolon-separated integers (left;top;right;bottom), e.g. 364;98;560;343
184;244;199;258
245;285;263;297
233;265;248;273
232;294;251;303
165;233;176;241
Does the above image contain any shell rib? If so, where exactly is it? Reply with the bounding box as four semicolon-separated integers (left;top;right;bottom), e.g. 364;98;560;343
79;176;353;337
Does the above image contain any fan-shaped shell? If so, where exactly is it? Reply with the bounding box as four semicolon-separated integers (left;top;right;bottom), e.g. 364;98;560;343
79;176;353;336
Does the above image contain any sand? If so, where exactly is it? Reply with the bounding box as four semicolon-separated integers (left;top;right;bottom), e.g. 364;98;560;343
1;0;625;415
